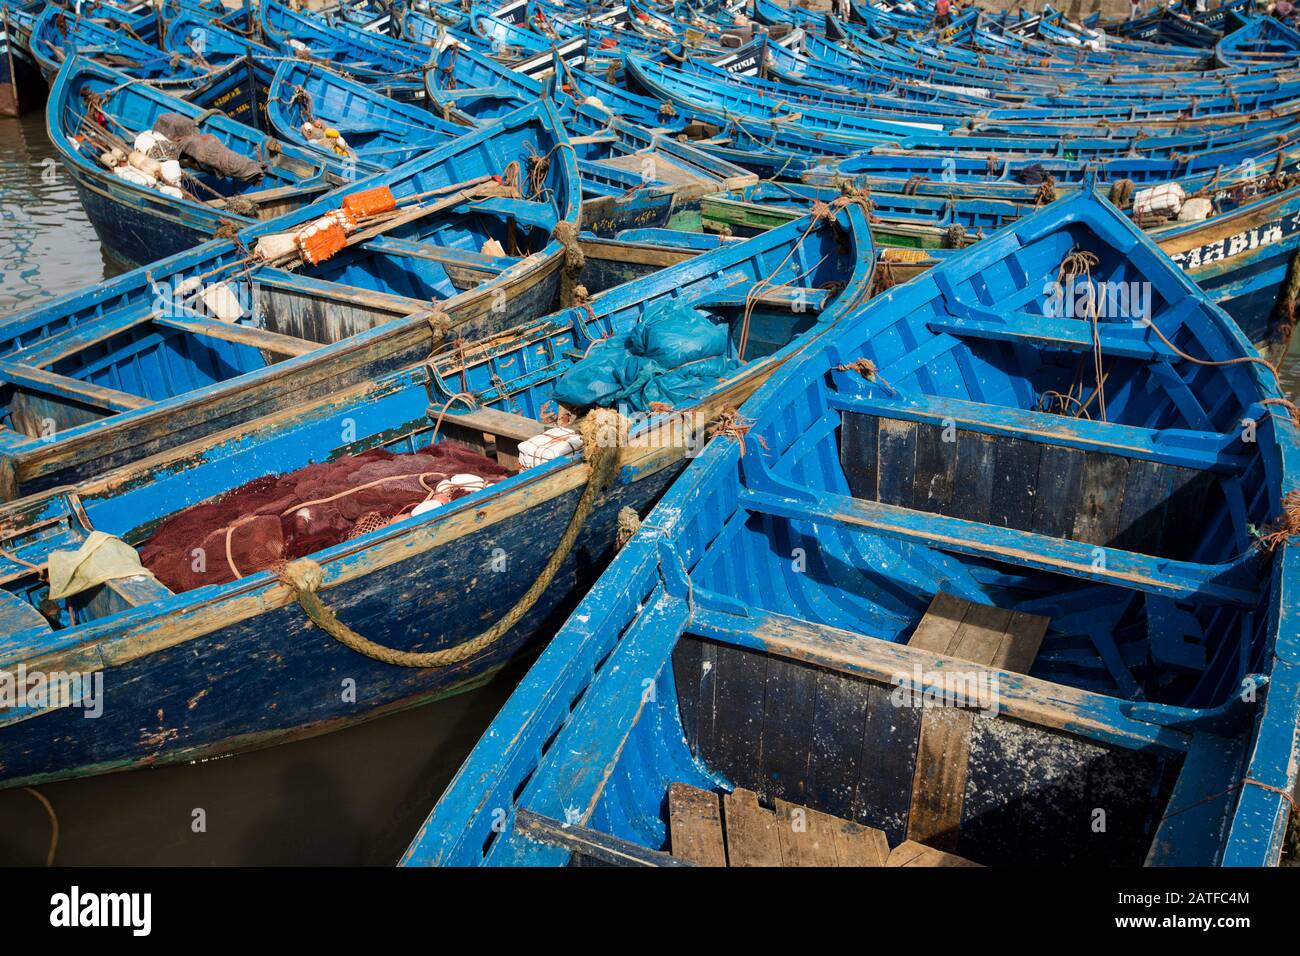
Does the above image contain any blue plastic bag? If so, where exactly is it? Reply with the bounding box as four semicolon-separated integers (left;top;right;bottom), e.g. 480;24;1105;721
553;300;739;412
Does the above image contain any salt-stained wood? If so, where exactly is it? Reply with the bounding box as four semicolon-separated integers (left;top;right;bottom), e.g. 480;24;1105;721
774;798;840;866
668;783;727;867
907;707;973;851
722;788;784;866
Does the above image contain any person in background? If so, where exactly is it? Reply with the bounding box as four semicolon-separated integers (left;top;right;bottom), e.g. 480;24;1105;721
1129;0;1142;20
934;0;952;28
1276;0;1295;21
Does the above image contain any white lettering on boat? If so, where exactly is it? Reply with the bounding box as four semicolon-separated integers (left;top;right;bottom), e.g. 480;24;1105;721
1168;212;1300;271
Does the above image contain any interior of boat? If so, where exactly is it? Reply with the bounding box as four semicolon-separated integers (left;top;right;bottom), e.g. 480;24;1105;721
59;60;339;214
465;200;1288;868
0;130;578;456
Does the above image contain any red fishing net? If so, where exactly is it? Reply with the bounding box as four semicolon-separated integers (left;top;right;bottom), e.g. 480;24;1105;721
141;444;512;593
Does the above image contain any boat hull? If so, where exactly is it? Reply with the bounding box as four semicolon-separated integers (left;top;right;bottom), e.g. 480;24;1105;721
0;203;875;788
0;464;678;788
0;31;43;117
68;165;223;267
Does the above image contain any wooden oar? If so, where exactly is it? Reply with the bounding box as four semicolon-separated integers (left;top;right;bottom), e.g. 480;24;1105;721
264;176;514;268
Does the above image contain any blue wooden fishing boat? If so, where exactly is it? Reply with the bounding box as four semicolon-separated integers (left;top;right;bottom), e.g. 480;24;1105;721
558;10;686;59
839;18;1287;99
265;59;461;173
630;47;1300;160
257;0;431;101
805;134;1300;197
0;202;875;787
472;6;566;57
423;29;540;119
402;7;486;49
161;5;274;73
29;4;219;90
157;6;284;127
13;0;232;107
624;52;947;141
1216;14;1300;66
551;58;868;179
561;94;758;227
679;47;974;123
403;189;1300;868
700;179;1026;244
0;99;580;500
725;168;1300;358
48;56;348;267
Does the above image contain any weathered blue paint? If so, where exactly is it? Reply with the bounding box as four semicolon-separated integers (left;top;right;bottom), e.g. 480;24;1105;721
0;203;876;787
404;192;1300;868
264;60;460;173
0;98;580;499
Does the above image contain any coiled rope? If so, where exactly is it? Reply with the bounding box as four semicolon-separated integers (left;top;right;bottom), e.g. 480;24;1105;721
275;409;626;667
1057;250;1107;422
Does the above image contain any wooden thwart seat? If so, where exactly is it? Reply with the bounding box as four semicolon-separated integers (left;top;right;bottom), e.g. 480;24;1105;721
154;312;318;358
927;315;1183;362
687;601;1188;752
828;389;1250;474
0;362;153;415
361;235;519;275
668;781;728;866
908;591;1048;673
0;589;52;637
887;840;983;867
435;406;549;470
737;484;1261;607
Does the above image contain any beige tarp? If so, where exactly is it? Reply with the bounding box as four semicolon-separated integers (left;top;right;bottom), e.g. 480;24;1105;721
47;532;156;601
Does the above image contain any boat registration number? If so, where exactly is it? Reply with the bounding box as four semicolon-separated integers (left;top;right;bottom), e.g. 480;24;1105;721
1168;212;1300;272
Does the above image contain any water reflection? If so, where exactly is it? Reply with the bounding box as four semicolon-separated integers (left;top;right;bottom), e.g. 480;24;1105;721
0;112;120;315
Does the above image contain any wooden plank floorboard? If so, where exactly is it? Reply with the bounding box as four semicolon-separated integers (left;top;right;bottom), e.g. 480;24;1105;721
668;782;727;867
722;788;784;866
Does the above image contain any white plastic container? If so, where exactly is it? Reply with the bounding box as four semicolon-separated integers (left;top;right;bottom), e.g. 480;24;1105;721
255;233;298;260
518;427;583;468
200;281;246;323
1133;182;1185;218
